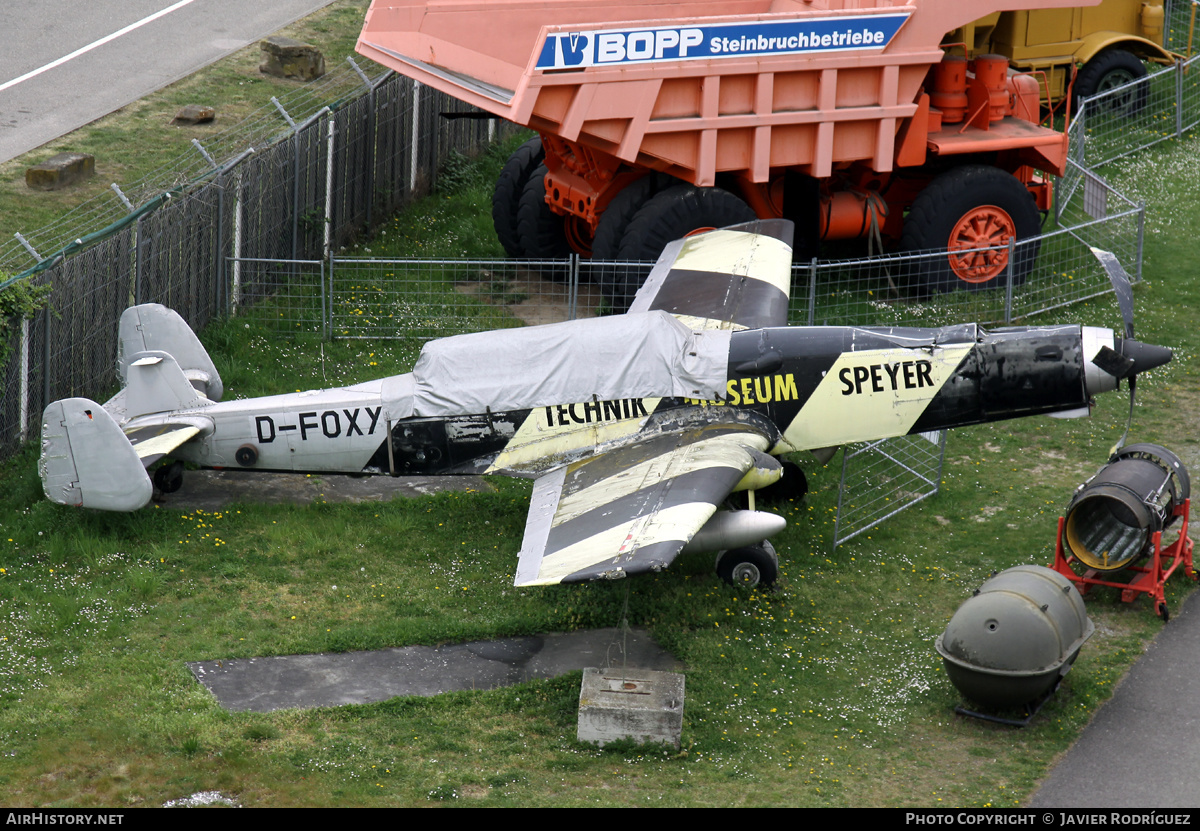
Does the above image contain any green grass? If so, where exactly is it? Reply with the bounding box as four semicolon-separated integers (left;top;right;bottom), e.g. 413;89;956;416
2;9;1200;805
0;139;1193;801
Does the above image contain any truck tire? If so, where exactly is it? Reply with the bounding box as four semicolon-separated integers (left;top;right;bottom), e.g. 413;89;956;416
591;175;659;303
1073;49;1148;118
610;185;757;310
516;163;573;262
592;175;659;259
901;165;1041;295
492;137;544;257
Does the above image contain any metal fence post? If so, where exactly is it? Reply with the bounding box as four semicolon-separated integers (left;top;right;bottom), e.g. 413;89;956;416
17;317;29;443
324;110;335;263
1178;58;1185;138
807;258;818;326
568;254;579;320
271;97;301;261
134;214;145;305
1004;237;1015;324
410;79;421;194
327;256;334;340
231;167;243;316
1136;201;1146;283
320;258;328;342
348;57;381;231
42;305;50;416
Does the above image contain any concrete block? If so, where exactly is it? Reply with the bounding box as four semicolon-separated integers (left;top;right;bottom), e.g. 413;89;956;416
577;667;684;749
25;153;95;191
260;36;325;81
172;105;216;125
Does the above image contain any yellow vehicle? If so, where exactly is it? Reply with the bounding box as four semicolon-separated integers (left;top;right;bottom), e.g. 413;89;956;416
944;0;1181;113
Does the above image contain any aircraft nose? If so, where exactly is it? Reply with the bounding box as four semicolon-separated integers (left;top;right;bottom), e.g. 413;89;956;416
1118;338;1173;375
1082;329;1173;397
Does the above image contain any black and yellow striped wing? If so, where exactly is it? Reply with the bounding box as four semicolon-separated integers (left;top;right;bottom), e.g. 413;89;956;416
513;422;772;586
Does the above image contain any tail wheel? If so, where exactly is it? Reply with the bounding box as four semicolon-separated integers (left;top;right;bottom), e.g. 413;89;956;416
153;460;185;494
901;165;1041;295
492;137;544;257
610;185;757;310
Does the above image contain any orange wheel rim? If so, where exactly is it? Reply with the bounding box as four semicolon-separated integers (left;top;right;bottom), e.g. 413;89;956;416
947;205;1016;283
683;226;718;238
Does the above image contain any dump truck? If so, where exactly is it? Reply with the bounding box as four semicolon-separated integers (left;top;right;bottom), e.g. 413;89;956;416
357;0;1102;302
945;0;1178;114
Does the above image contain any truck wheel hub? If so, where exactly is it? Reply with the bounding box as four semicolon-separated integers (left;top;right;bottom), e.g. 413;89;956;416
948;205;1016;283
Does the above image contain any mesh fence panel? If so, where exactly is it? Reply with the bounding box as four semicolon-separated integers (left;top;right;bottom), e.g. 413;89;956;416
1075;68;1180;169
328;258;572;341
231;259;327;338
40;233;134;420
1165;0;1200;54
834;432;947;549
0;321;30;452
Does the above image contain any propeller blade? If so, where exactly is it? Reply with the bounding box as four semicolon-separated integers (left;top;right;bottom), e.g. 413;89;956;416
1090;246;1135;339
1087;248;1171;456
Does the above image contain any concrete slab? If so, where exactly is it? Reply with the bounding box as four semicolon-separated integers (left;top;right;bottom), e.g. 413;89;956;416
189;627;683;712
157;468;487;511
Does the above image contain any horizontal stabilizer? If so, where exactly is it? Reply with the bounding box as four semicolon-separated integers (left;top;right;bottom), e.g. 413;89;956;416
119;304;223;401
40;399;152;511
125;422;203;465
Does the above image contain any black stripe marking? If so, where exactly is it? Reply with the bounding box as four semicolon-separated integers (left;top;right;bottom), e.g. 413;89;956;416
649;267;789;330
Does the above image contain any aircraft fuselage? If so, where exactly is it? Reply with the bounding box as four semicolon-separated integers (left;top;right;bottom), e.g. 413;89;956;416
158;322;1102;482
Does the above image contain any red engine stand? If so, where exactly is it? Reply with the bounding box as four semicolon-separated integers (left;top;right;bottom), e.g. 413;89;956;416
1050;499;1195;622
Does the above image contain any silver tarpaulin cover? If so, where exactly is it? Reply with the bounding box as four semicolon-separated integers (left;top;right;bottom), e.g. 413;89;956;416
405;310;730;417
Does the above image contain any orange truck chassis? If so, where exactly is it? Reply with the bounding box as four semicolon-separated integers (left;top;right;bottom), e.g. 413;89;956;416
358;0;1100;300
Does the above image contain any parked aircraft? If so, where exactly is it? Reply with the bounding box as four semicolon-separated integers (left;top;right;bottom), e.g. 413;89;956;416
39;221;1170;588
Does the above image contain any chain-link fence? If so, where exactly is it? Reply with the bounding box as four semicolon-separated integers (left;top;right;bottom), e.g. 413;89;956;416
0;61;510;453
834;432;948;549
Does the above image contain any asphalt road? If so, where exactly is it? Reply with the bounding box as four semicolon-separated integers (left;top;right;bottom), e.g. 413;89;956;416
0;0;342;164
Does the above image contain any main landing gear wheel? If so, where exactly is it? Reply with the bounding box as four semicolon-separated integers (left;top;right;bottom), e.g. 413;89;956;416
901;165;1041;296
610;185;757;311
716;541;779;589
492;137;544;257
1074;49;1149;118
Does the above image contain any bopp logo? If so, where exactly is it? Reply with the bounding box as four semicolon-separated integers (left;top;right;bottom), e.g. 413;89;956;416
535;16;909;71
542;28;705;68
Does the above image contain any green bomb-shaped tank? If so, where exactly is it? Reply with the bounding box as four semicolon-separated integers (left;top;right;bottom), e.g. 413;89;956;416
936;565;1094;710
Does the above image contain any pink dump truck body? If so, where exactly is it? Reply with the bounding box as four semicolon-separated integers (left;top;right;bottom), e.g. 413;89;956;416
358;0;1099;297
